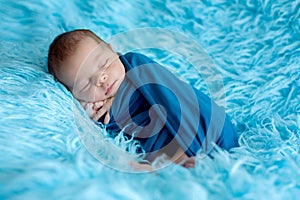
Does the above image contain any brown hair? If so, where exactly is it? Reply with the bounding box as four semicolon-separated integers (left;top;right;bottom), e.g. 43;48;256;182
47;29;104;78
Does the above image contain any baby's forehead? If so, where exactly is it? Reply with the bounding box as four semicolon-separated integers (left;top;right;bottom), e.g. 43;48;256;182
81;36;105;48
78;39;116;61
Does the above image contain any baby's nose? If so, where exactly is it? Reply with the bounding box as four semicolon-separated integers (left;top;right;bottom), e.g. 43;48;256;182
96;74;108;86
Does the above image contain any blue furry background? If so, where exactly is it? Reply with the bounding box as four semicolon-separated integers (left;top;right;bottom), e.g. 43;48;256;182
0;0;299;199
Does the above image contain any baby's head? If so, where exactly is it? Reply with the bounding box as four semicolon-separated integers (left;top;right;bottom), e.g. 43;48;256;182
48;29;125;103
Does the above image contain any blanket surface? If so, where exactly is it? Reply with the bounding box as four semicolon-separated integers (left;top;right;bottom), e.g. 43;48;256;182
0;0;299;199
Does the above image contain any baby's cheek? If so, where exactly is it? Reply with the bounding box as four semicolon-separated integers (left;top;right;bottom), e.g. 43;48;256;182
81;88;98;103
93;89;106;102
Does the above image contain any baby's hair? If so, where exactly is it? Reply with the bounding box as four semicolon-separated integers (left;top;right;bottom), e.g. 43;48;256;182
47;29;104;78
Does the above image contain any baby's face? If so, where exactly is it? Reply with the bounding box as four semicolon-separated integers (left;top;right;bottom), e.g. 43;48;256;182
57;37;125;103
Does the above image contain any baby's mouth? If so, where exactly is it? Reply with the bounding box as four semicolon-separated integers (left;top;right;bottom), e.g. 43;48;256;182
105;81;116;96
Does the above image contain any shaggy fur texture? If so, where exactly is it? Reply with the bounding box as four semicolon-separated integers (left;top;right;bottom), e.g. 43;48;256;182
0;0;299;199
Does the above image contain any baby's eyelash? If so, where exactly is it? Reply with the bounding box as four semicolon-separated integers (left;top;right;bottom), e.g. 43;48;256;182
98;59;109;69
98;63;105;68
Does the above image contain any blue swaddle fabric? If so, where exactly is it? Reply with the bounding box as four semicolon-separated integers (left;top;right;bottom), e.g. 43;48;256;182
1;0;300;199
105;52;238;160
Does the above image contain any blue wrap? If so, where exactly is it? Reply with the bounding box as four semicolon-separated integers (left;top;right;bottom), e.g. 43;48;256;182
102;52;238;160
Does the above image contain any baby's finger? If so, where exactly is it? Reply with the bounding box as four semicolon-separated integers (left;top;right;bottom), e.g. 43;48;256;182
93;107;107;121
85;103;97;118
94;101;104;110
103;110;110;124
92;97;114;122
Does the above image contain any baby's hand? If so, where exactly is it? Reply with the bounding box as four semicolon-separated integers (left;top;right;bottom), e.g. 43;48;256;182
79;97;114;124
79;100;102;120
92;97;114;124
